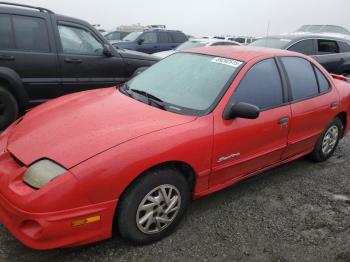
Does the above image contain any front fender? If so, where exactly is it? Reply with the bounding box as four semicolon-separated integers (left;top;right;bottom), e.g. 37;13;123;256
0;67;29;110
70;115;213;204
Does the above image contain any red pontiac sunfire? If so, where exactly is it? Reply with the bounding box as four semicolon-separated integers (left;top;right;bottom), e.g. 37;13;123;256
0;47;349;250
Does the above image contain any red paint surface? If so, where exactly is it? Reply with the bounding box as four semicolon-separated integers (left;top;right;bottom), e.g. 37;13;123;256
0;46;349;249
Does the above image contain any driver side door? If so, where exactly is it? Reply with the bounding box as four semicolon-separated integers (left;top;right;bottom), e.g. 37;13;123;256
210;58;291;187
56;22;127;95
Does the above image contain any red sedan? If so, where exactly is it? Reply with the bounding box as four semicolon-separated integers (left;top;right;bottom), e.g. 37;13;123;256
0;47;349;250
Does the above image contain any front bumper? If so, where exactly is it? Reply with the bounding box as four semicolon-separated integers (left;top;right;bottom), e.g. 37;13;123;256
0;135;118;250
0;191;117;250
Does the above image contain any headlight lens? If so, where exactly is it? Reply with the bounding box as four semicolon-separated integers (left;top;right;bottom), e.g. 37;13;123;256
23;159;67;189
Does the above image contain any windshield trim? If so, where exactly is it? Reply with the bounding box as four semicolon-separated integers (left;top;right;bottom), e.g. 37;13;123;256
120;52;245;116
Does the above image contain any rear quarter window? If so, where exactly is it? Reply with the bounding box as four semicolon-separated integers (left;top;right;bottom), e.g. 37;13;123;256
314;66;331;93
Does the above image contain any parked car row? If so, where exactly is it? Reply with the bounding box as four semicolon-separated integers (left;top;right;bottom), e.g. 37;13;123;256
153;38;241;58
112;29;189;54
250;33;350;76
0;3;160;129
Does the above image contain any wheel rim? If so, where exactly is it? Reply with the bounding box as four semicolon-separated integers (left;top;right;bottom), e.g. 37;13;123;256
322;125;339;155
136;184;181;235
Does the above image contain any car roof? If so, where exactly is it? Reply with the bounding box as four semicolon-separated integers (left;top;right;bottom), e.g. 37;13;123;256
190;38;237;44
185;46;301;62
261;33;350;42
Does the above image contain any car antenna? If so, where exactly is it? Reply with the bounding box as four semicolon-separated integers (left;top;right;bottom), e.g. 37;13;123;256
265;20;271;47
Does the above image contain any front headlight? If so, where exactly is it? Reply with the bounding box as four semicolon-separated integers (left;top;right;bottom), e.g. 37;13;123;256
23;159;67;189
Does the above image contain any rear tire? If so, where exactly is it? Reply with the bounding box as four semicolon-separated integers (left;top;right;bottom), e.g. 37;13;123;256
309;118;343;162
0;86;18;130
116;167;190;245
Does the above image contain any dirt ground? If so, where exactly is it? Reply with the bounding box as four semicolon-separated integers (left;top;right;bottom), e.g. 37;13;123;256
1;136;349;262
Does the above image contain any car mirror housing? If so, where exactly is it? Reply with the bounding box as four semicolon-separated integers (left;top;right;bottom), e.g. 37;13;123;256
137;38;145;45
103;44;113;57
223;102;260;120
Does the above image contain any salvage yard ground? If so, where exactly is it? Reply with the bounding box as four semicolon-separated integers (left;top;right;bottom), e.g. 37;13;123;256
1;135;349;262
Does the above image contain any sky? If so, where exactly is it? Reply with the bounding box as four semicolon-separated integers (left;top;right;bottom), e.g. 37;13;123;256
4;0;350;37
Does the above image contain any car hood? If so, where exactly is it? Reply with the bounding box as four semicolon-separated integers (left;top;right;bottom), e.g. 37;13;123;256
7;88;196;169
153;50;178;59
117;48;159;61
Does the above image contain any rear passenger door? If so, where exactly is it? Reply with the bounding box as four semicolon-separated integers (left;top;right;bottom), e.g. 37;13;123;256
0;13;60;107
279;57;339;159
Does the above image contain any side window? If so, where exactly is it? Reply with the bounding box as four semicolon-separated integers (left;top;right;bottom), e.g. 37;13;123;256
159;32;172;43
338;41;350;53
281;57;319;100
12;15;50;52
140;32;157;44
0;14;15;49
288;40;314;55
233;59;283;110
58;25;103;55
171;32;187;43
317;39;339;54
314;66;331;93
105;32;121;41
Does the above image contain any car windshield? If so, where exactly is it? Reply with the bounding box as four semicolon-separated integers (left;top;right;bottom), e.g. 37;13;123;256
122;32;142;41
296;25;349;34
176;40;208;50
122;53;243;115
249;38;291;49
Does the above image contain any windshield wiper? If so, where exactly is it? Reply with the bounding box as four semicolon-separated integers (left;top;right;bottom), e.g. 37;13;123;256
119;84;132;97
130;89;167;111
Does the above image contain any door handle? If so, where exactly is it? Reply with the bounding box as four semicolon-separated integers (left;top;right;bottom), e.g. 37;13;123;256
64;58;82;64
330;102;338;109
0;55;15;61
278;117;289;125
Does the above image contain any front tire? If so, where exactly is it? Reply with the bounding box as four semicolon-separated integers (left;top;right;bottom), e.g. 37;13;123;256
309;118;343;162
0;86;18;130
116;167;190;245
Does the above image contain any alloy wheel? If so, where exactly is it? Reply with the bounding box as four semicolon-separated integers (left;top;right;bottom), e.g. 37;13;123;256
322;125;339;155
136;184;181;235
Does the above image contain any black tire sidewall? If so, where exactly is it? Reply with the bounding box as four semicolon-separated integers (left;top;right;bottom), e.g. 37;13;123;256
116;168;190;245
0;86;18;130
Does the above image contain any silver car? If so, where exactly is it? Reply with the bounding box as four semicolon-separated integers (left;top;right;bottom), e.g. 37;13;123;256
153;38;241;58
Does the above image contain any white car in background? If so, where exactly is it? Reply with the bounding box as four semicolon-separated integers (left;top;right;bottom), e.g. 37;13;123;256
153;38;241;58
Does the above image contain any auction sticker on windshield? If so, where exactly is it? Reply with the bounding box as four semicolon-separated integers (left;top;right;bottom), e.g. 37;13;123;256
211;57;242;67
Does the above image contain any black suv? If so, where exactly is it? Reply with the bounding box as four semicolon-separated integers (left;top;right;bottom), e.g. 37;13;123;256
113;30;188;54
0;3;159;129
250;34;350;76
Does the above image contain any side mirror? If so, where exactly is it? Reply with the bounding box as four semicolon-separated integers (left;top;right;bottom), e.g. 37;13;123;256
103;44;113;57
137;38;145;45
223;102;260;120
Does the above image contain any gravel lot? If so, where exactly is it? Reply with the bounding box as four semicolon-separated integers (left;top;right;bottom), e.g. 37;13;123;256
1;135;349;262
